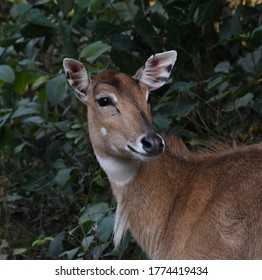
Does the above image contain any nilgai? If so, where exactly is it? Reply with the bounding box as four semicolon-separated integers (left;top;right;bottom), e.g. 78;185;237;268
63;51;262;259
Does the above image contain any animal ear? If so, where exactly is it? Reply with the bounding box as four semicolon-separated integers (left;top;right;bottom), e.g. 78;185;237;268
63;58;91;104
133;50;177;91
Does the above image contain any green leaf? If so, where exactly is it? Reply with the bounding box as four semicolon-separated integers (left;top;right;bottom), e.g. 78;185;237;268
46;74;66;105
80;41;111;64
207;86;230;103
32;75;50;91
223;92;254;112
32;237;53;248
150;11;167;29
66;129;86;144
79;203;109;224
0;240;9;248
82;236;94;250
93;21;129;36
21;116;45;124
13;248;27;255
220;8;242;40
27;8;56;29
0;109;12;128
214;61;231;74
207;76;224;90
0;254;8;260
153;114;170;130
13;70;33;95
251;26;262;46
6;193;23;202
60;247;80;260
11;98;40;119
0;47;5;56
110;34;137;52
110;49;141;74
48;232;65;257
134;15;156;37
174;99;198;119
12;106;39;119
165;81;197;95
197;0;221;25
21;23;55;38
56;0;74;16
0;65;15;83
97;214;114;243
10;3;32;19
237;49;261;74
33;0;51;4
14;142;28;154
44;140;62;160
55;168;73;186
76;0;95;9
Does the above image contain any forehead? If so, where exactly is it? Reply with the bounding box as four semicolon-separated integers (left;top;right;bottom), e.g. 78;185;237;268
92;71;148;96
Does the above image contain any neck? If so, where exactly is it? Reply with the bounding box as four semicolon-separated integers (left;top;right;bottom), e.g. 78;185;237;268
94;136;190;258
95;154;141;187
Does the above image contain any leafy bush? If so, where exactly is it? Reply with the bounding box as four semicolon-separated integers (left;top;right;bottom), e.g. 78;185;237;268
0;0;261;259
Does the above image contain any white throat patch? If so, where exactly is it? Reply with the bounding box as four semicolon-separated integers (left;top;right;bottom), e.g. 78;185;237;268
95;155;140;187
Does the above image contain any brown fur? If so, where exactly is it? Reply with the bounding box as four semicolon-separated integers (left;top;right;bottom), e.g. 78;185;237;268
63;54;262;259
114;137;262;259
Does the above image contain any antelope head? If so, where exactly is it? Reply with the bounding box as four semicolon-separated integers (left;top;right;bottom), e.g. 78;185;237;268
63;51;177;185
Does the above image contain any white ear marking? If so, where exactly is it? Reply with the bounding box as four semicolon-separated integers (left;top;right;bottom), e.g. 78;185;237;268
63;58;91;104
134;50;177;91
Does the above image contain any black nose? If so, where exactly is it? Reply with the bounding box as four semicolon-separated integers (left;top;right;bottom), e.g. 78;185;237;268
141;133;165;155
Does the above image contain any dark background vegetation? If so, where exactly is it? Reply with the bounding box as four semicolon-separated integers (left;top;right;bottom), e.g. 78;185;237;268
0;0;261;259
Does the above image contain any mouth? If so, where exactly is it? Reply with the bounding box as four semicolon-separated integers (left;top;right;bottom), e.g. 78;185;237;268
127;144;149;156
126;143;163;160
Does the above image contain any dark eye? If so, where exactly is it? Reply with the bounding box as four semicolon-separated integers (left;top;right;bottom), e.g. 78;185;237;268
97;97;112;107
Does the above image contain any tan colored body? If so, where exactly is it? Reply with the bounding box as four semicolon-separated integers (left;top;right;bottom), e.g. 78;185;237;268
113;138;262;259
63;51;262;259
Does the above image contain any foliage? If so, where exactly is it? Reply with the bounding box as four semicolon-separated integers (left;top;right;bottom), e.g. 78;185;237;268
0;0;261;259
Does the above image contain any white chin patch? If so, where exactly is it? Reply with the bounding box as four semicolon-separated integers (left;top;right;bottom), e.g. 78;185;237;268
125;143;157;162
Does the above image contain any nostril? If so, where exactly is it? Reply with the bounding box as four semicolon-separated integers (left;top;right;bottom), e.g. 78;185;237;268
141;137;153;150
141;133;165;155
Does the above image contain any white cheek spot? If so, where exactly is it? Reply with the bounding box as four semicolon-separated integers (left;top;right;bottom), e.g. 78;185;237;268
101;127;107;136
